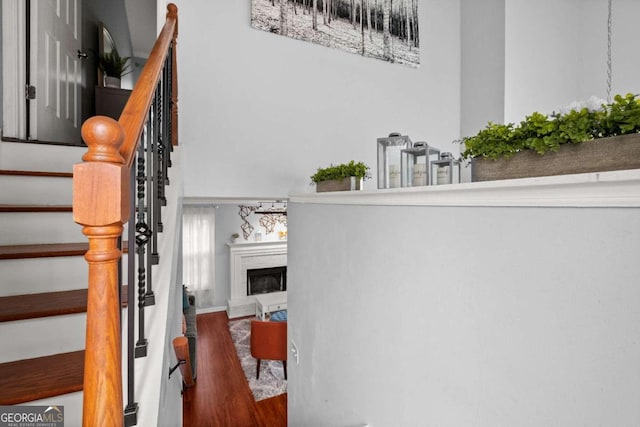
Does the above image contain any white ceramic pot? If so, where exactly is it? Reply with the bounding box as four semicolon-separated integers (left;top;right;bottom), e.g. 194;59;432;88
104;76;121;88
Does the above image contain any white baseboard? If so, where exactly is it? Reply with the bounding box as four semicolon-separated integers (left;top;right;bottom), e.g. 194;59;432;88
196;305;227;315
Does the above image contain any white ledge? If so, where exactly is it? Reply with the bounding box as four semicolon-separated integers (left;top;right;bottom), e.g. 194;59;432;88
288;169;640;208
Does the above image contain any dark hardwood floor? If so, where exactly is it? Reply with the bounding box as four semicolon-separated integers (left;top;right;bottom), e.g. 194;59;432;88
183;312;287;427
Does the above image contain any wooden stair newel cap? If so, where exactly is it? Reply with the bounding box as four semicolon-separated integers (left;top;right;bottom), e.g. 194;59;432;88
73;116;130;226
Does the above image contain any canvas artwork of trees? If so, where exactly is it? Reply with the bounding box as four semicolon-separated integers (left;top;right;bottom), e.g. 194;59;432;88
251;0;420;68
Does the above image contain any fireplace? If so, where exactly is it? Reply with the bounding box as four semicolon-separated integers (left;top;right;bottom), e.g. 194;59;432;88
247;266;287;295
227;241;287;318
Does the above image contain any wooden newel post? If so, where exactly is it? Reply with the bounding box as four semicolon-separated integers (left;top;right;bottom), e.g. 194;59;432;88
73;116;130;427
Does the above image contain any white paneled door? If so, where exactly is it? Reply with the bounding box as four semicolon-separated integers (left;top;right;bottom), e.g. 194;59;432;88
29;0;82;143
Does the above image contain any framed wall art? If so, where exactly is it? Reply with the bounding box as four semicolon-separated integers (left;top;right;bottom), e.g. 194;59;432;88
251;0;420;67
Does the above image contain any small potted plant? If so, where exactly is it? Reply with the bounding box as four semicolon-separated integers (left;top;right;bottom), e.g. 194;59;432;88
310;160;371;192
99;48;131;88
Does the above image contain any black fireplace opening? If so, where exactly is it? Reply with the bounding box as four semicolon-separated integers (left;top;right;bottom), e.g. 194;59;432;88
247;266;287;295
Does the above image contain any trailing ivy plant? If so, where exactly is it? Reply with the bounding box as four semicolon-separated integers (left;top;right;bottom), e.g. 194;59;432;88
310;160;371;184
605;93;640;135
461;93;640;160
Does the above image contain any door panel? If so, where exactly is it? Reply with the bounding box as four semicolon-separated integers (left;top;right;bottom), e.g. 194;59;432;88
30;0;82;143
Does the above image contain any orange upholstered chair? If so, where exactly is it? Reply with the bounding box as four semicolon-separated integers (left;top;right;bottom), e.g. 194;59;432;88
250;320;288;380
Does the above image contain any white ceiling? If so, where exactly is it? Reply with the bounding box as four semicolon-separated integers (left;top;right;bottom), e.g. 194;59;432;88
124;0;157;58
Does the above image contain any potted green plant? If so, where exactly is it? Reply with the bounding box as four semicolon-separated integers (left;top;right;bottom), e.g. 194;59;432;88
310;160;371;192
99;48;131;88
461;93;640;181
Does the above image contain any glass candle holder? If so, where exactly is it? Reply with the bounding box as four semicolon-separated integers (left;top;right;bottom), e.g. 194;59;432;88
430;152;461;185
377;133;412;189
401;142;441;187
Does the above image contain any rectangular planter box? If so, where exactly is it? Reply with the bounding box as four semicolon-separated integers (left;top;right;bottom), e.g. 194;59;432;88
472;133;640;182
316;177;363;192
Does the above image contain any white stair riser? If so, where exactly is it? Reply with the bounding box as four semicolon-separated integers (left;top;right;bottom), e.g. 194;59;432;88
0;313;86;363
25;329;131;424
1;305;129;365
0;209;132;245
0;255;130;297
0;141;85;172
1;304;130;362
23;322;132;423
29;392;82;427
0;212;83;245
0;175;72;204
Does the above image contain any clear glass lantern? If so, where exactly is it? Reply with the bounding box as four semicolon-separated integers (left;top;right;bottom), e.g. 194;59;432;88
401;142;441;187
430;152;461;185
377;132;412;189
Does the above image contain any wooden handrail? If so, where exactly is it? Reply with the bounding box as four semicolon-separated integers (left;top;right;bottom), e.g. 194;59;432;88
172;337;195;387
73;4;178;426
119;3;178;169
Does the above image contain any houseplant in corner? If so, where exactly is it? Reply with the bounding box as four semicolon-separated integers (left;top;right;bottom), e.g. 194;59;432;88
99;48;132;88
461;93;640;181
311;160;371;192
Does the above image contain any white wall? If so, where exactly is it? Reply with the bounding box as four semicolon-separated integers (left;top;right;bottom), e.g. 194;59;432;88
504;0;640;123
0;3;3;131
604;0;640;98
460;0;505;137
174;0;640;199
287;201;640;426
175;0;462;199
169;3;640;424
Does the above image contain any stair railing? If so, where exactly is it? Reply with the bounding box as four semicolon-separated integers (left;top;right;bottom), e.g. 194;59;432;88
72;4;178;427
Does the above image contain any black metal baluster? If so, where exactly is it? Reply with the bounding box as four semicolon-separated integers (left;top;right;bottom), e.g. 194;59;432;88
151;84;162;268
162;56;170;186
166;43;174;171
135;135;150;358
157;70;168;205
155;80;165;208
144;107;156;306
124;162;139;426
162;54;172;187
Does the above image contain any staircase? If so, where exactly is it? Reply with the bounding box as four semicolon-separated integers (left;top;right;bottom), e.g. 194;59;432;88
0;141;102;422
0;6;181;425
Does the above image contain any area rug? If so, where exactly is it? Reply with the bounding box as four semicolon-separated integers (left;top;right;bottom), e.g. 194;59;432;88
228;318;287;401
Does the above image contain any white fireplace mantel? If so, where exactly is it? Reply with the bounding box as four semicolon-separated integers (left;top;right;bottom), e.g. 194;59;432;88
226;241;287;318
